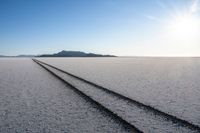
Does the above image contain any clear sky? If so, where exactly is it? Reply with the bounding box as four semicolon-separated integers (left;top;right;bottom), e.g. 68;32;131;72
0;0;200;56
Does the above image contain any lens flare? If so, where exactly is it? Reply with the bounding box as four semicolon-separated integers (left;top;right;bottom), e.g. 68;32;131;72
168;14;199;39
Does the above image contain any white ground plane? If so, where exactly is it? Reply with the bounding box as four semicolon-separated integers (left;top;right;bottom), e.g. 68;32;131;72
0;58;200;133
38;57;200;128
34;58;200;133
0;58;137;133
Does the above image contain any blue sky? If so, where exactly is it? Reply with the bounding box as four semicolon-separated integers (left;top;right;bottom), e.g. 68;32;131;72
0;0;200;56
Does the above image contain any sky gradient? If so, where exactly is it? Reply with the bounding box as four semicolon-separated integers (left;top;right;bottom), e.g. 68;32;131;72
1;0;200;56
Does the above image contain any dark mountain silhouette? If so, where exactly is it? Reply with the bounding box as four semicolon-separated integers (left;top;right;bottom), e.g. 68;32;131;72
0;55;35;57
39;50;116;57
16;55;35;57
0;55;10;57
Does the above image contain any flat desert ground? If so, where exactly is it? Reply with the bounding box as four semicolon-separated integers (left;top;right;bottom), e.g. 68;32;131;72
0;57;200;133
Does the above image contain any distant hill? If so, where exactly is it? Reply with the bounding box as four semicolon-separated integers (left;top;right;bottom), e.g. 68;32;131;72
16;55;35;57
0;55;9;57
38;50;116;57
0;55;35;57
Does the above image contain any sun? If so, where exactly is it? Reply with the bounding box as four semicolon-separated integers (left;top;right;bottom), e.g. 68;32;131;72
167;14;199;40
160;0;200;56
164;0;200;41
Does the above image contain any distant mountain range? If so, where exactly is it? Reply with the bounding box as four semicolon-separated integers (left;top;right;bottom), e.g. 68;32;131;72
0;51;116;57
17;55;35;57
0;55;12;57
0;55;35;57
38;50;116;57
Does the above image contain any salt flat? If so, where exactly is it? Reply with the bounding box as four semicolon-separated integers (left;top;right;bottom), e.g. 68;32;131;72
0;58;134;133
35;59;199;133
38;57;200;127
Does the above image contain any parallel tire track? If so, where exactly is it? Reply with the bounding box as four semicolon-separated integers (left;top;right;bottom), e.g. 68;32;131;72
33;59;200;132
33;59;142;133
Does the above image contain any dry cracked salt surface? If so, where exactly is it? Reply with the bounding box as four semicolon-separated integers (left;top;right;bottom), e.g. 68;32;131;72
0;58;135;133
37;60;199;133
37;57;200;127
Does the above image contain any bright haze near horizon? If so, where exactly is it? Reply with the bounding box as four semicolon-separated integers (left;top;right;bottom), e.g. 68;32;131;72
0;0;200;56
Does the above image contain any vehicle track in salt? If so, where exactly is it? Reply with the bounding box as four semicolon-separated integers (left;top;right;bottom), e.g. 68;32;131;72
33;59;200;133
33;59;142;133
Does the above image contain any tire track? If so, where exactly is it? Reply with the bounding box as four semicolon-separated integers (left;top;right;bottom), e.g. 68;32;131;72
32;59;142;133
33;59;200;133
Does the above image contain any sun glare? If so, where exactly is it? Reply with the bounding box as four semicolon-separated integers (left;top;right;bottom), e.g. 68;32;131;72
165;0;200;42
168;14;199;39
